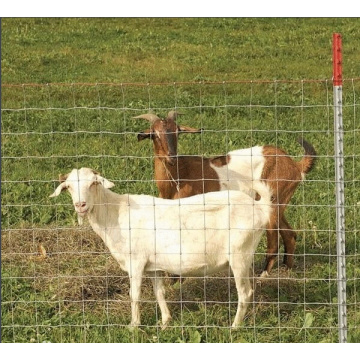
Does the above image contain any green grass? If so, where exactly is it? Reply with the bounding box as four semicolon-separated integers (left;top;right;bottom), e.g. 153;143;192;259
2;18;360;83
1;18;360;343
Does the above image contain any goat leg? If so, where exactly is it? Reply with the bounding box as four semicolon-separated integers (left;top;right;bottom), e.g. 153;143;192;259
129;267;144;328
149;271;172;329
261;227;281;277
279;215;297;269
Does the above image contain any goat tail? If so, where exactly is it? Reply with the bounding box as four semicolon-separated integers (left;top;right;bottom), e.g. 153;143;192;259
297;138;317;175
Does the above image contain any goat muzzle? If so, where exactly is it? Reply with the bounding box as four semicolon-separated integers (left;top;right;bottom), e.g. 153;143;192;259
75;201;89;216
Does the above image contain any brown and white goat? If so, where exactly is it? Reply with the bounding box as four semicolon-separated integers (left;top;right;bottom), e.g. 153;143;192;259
135;111;316;276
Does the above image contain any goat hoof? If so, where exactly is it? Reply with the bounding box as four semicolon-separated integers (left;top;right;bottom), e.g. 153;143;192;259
282;263;293;271
231;322;243;329
256;271;269;284
160;318;172;330
128;322;140;331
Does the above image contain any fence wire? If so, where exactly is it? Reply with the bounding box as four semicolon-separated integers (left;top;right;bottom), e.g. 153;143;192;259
1;79;359;343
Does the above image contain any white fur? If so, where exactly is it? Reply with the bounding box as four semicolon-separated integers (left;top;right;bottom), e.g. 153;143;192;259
50;167;272;328
210;146;266;198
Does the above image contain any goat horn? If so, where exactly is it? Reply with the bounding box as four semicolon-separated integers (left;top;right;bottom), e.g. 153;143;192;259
132;114;161;124
167;110;183;121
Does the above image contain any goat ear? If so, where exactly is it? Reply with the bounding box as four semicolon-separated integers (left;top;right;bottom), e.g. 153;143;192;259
137;129;152;141
96;176;115;189
49;182;67;198
50;173;69;197
167;111;184;121
103;179;115;189
178;125;203;134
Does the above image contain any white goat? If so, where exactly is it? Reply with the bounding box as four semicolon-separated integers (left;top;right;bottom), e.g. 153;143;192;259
50;167;273;328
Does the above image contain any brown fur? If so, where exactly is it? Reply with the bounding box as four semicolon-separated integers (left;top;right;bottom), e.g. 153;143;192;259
155;156;221;199
210;155;231;167
260;140;316;273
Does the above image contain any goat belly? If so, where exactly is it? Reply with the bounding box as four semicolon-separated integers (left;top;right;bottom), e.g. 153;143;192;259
145;252;229;277
143;228;230;276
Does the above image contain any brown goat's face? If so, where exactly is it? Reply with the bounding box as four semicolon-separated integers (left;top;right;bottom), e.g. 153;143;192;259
138;119;179;166
156;119;179;166
136;112;202;166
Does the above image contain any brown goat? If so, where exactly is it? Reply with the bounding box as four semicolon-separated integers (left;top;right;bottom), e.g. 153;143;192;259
135;111;316;276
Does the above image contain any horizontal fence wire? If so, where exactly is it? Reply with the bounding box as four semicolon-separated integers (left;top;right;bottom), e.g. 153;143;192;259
1;79;359;343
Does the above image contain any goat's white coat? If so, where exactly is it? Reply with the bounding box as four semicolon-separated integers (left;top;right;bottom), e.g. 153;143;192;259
210;146;266;197
50;167;272;328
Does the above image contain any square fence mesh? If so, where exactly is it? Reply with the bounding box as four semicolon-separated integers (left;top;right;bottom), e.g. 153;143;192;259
1;80;359;342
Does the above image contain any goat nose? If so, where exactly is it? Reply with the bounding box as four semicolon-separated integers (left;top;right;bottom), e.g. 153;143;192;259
75;201;86;209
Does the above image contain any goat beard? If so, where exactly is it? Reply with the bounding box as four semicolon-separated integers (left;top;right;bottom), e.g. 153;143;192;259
77;215;84;225
76;206;92;225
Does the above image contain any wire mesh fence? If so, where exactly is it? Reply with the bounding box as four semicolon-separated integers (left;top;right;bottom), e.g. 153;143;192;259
1;79;359;342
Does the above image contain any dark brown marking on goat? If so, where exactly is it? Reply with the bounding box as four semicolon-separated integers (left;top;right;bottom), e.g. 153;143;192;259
210;155;231;167
163;120;178;159
296;138;317;174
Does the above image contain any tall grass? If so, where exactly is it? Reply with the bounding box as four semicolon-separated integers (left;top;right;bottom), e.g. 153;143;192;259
1;18;359;343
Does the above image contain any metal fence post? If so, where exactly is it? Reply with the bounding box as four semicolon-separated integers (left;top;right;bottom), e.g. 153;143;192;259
332;32;347;343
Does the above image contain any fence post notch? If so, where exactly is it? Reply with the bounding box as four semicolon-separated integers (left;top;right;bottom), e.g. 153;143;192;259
332;32;347;343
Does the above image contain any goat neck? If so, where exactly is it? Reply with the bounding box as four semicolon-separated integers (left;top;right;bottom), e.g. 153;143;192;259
86;185;122;237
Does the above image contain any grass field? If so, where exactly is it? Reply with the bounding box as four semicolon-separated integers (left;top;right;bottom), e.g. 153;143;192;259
1;18;360;343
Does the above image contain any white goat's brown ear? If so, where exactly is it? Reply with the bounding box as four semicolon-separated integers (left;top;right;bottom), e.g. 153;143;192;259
178;125;203;134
